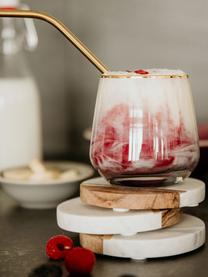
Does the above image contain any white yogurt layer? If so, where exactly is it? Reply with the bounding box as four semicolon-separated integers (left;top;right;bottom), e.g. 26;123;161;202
104;69;187;76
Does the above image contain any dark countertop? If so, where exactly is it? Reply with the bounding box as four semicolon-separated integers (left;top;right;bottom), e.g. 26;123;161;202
0;184;208;277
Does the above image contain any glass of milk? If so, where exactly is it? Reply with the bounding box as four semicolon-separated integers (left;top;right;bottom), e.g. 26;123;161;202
90;69;199;186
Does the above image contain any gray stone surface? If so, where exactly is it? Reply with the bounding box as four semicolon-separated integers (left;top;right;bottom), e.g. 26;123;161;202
0;187;207;277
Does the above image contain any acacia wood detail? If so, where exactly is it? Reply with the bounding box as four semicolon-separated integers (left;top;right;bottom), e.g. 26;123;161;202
80;183;182;210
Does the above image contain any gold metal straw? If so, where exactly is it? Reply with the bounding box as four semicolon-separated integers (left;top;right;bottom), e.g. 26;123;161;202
0;10;109;74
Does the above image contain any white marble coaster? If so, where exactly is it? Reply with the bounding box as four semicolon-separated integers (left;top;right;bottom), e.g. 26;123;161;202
57;198;180;235
80;214;205;259
80;177;205;210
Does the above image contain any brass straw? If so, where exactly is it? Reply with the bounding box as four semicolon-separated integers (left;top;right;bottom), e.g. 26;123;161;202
0;10;109;74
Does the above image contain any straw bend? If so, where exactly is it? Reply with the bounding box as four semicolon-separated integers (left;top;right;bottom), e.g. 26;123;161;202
0;10;109;74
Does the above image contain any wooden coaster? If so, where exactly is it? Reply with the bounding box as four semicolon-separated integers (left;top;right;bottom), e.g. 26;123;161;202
80;214;205;259
80;177;205;210
57;198;181;235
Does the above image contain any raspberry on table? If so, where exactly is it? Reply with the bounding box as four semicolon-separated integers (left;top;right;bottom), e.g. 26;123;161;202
46;235;73;260
65;247;96;274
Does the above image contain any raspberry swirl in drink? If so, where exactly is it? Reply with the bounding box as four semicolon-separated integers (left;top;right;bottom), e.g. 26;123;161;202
90;69;199;186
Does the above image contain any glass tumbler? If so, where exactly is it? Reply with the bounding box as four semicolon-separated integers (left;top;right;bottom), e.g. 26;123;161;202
90;69;199;186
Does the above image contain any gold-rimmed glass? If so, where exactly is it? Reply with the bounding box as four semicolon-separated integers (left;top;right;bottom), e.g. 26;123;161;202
90;70;199;186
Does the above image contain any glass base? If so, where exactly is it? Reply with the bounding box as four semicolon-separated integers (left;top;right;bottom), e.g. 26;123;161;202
108;170;191;187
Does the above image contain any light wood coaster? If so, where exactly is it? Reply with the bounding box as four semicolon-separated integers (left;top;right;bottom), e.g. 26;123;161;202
80;177;205;210
80;214;205;259
57;198;181;235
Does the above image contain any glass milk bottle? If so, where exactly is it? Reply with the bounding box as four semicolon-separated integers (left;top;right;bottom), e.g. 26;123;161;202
0;1;42;170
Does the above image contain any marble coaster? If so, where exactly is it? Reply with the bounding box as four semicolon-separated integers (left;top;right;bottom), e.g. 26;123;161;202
80;214;205;259
80;177;205;210
57;197;181;235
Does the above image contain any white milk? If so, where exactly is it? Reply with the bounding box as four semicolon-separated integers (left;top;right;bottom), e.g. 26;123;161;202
0;77;42;170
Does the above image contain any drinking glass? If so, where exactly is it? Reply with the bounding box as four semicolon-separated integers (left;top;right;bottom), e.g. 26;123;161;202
90;69;199;186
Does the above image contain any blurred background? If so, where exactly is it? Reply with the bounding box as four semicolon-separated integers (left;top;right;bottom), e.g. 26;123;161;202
14;0;208;160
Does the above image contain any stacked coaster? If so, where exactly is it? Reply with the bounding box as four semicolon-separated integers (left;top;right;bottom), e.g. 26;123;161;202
57;177;206;259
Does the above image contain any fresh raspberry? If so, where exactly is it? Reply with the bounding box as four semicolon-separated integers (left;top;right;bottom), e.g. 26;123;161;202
65;247;96;274
134;69;149;74
46;235;73;260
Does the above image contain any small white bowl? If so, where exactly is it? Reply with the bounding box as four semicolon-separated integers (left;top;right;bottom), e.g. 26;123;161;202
0;161;93;209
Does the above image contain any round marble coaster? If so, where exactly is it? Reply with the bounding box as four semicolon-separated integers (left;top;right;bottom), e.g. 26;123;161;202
80;177;205;210
80;214;205;259
57;198;181;235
